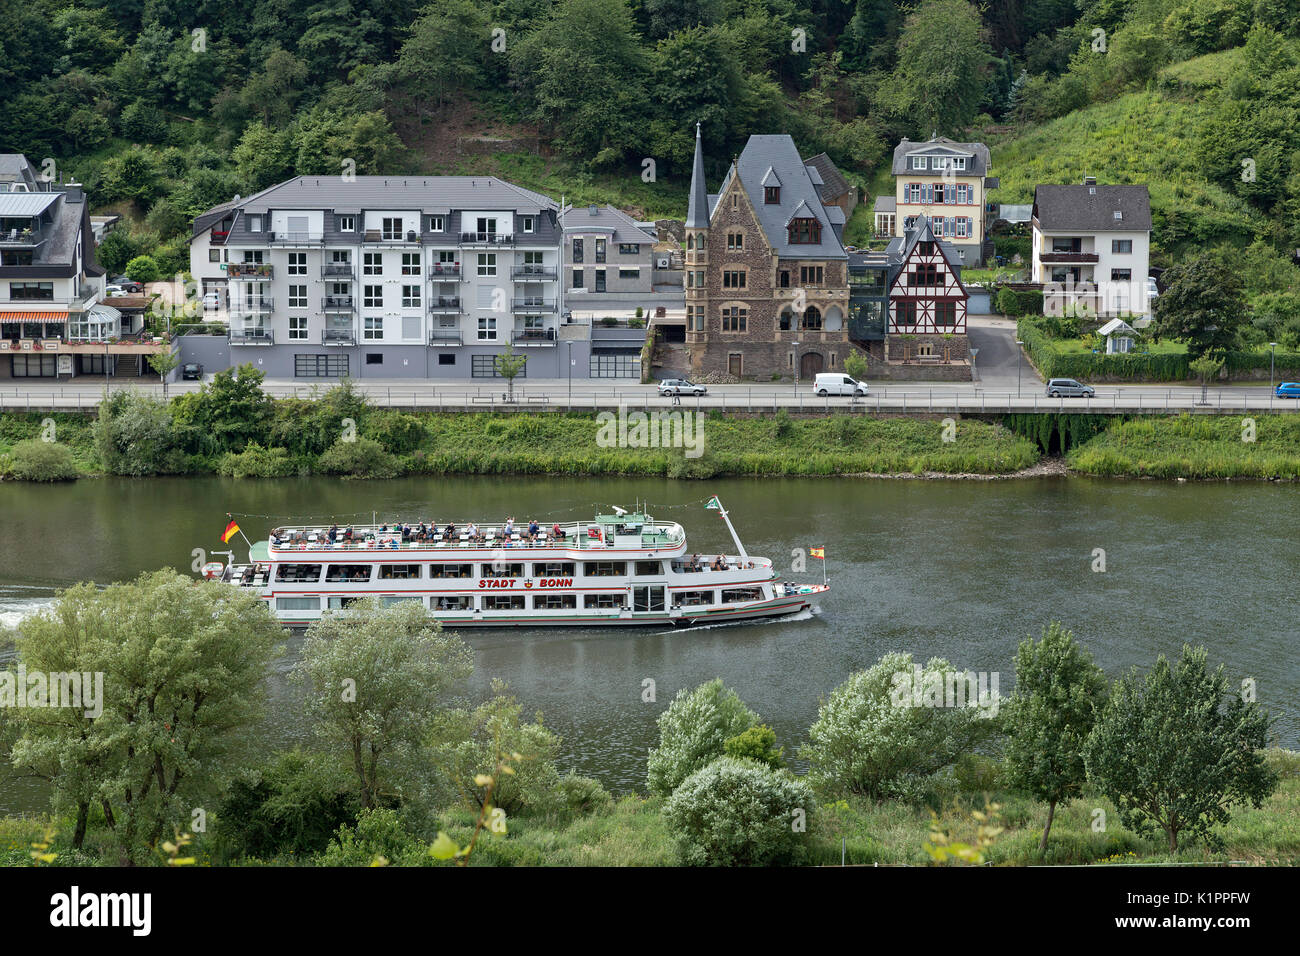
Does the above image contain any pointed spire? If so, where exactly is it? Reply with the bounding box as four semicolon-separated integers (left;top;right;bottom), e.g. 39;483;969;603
686;121;709;229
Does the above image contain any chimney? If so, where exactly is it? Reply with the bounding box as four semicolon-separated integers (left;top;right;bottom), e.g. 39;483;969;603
588;204;598;216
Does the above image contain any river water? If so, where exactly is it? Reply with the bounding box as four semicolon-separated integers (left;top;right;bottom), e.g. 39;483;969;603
1;475;1296;814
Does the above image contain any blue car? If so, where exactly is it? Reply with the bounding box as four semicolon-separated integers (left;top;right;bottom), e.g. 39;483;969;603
1277;382;1300;398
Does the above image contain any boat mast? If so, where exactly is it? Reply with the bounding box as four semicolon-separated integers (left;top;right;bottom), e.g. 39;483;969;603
710;497;749;559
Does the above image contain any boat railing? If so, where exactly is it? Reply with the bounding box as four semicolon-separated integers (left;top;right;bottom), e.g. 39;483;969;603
671;557;771;573
267;521;685;553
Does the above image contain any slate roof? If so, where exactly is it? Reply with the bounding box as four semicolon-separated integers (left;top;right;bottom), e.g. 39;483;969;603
884;215;966;288
892;136;991;176
0;154;41;191
1032;184;1152;232
560;203;656;243
873;196;896;213
686;123;710;229
803;152;853;203
729;134;847;259
216;176;559;216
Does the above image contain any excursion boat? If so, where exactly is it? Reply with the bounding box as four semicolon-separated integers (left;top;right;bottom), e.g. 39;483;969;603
209;499;828;628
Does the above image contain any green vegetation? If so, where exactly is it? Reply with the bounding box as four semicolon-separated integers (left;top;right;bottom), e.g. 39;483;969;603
0;439;79;482
1067;414;1300;479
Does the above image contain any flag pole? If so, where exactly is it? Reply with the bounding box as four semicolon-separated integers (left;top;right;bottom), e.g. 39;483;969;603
822;547;827;587
227;513;254;556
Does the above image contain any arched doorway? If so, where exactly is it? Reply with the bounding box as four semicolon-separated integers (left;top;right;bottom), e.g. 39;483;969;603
800;352;824;379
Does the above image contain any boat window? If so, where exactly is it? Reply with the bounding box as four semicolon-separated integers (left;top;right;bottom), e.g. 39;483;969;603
722;587;763;603
584;594;626;609
483;595;526;610
432;596;471;611
635;560;662;576
429;563;474;578
583;561;627;577
532;562;576;576
674;590;715;606
326;564;373;582
533;594;577;609
276;564;321;582
327;596;362;609
276;596;320;610
380;596;424;607
633;586;665;612
378;564;422;580
481;562;523;578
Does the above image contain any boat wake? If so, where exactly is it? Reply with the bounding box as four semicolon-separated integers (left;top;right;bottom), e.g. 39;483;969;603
0;590;57;630
651;604;819;635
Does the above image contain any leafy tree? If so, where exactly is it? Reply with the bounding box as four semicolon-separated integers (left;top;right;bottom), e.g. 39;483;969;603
646;678;758;795
4;570;282;858
233;122;297;193
1152;253;1248;357
239;48;309;126
1084;645;1277;852
801;652;1001;801
124;254;161;284
879;0;991;136
1003;623;1107;853
293;599;473;810
93;390;185;476
170;364;273;455
378;0;491;112
844;349;869;381
643;0;722;39
723;724;785;769
494;344;528;402
647;26;748;171
1189;352;1224;402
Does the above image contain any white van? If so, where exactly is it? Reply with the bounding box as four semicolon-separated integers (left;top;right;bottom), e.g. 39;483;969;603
814;373;869;396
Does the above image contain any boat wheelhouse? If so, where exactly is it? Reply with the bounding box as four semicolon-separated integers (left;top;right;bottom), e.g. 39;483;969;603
214;502;827;627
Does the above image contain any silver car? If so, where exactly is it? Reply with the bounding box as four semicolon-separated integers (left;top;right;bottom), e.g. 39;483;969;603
1046;378;1095;398
658;379;707;396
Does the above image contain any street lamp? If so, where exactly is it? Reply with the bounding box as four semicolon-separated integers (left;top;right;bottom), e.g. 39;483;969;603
1270;342;1277;394
1015;339;1025;398
567;341;572;406
793;339;801;390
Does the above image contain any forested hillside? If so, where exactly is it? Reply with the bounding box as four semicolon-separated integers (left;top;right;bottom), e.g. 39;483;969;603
2;0;1299;313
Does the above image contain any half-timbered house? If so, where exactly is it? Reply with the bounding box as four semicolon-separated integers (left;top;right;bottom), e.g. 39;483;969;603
884;216;970;364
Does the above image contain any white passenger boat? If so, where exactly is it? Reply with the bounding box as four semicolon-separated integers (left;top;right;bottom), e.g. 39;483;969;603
212;499;828;628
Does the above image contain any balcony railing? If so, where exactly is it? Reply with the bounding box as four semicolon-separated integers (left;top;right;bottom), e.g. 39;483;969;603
231;296;274;312
322;295;354;312
512;329;556;346
511;297;555;312
210;229;229;244
429;263;462;279
229;328;274;345
0;227;41;247
322;328;356;346
268;231;324;244
227;263;273;279
461;232;514;245
364;229;420;243
322;263;354;278
429;296;462;313
511;265;557;279
429;328;463;345
1040;251;1099;263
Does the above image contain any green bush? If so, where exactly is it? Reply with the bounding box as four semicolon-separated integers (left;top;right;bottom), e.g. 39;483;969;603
216;443;295;478
318;808;430;866
723;724;785;769
315;436;400;478
1;439;79;481
93;390;186;476
363;410;427;455
646;679;759;796
662;757;814;866
995;287;1043;317
557;773;614;816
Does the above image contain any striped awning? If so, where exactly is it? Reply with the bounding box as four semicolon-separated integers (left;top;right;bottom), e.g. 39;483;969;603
0;311;67;323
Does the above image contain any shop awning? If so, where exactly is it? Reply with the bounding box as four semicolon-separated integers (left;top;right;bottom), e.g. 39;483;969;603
0;311;67;323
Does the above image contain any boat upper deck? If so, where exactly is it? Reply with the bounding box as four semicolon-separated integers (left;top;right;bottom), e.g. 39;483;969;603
266;513;686;557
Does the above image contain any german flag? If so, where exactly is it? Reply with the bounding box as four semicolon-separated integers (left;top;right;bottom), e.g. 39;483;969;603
809;547;825;560
222;519;241;544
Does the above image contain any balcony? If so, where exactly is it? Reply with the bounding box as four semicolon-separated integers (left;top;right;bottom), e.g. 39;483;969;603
0;226;43;248
321;328;356;346
1040;251;1099;264
512;328;556;346
322;263;354;278
364;229;420;244
461;232;514;246
210;229;229;245
429;296;462;314
231;297;274;315
322;295;355;312
511;297;555;313
227;263;273;279
512;265;557;279
429;263;462;279
229;328;274;345
268;231;324;245
429;328;463;345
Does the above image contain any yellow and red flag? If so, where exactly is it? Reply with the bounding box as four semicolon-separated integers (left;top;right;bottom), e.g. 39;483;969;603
222;519;241;544
810;547;825;560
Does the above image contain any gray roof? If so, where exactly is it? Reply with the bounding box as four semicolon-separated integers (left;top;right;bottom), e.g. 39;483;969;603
727;134;847;259
891;137;991;176
0;192;60;216
560;204;656;243
0;154;41;191
1033;184;1151;232
873;195;896;213
884;215;966;283
232;176;559;215
686;123;709;229
803;152;852;203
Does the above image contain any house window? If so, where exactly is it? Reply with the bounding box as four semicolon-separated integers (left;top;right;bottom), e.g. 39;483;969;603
572;268;584;288
366;353;383;366
721;307;747;332
800;265;824;285
778;270;790;288
438;354;455;366
363;253;382;275
764;186;780;204
520;216;535;233
618;268;639;280
363;316;383;339
911;156;927;170
476;217;497;237
287;252;306;276
401;253;420;276
727;233;743;251
1112;239;1133;253
363;285;382;308
338;215;355;232
247;215;263;232
382;217;402;240
1111;269;1132;281
800;306;822;330
910;264;939;286
722;270;746;289
956;218;970;238
10;282;53;300
478;253;496;277
472;354;525;377
288;315;308;340
209;249;220;262
895;301;917;327
619;243;640;255
477;317;497;341
934;302;957;328
954;157;967;170
402;284;421;308
288;285;307;308
788;218;821;244
594;239;606;263
572;238;583;262
906;184;921;203
428;215;444;232
295;354;349;377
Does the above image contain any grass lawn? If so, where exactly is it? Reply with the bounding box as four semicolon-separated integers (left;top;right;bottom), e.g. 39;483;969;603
1068;414;1300;479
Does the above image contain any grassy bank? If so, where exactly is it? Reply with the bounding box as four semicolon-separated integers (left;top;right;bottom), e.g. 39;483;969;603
1067;414;1300;479
7;749;1296;866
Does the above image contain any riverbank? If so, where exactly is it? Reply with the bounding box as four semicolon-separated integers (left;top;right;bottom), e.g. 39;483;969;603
1067;415;1300;479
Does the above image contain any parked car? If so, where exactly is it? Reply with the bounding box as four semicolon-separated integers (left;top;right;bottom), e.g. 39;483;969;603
110;276;143;293
104;284;126;297
658;379;707;396
1046;378;1095;398
181;363;204;381
203;292;222;311
1147;277;1160;299
1276;382;1300;398
814;373;869;397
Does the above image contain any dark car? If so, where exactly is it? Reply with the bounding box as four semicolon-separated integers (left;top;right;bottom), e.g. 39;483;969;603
1276;382;1300;398
111;276;144;294
181;363;203;381
1046;378;1095;398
